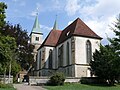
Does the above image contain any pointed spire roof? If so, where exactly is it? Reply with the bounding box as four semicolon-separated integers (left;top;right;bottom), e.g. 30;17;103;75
32;15;41;33
53;15;58;30
57;18;102;45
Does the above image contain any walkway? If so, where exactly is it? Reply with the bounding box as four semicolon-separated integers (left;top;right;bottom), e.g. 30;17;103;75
13;83;46;90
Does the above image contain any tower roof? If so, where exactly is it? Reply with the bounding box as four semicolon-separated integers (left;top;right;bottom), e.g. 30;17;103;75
53;16;58;30
32;15;41;33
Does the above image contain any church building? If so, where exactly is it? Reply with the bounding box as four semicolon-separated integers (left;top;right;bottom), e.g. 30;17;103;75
30;16;102;77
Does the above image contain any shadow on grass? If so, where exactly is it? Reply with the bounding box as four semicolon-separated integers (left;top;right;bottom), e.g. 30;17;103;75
81;83;116;87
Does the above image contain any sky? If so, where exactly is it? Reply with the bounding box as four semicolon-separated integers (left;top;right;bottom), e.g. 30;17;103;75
1;0;120;45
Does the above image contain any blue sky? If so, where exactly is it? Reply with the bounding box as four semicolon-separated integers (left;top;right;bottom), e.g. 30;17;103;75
1;0;120;44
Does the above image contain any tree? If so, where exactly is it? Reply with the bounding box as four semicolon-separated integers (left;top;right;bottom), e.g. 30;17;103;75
0;34;21;83
109;14;120;55
0;23;34;70
90;14;120;85
0;2;7;28
90;45;120;85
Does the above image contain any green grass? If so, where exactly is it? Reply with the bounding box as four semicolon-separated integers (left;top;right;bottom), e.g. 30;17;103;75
0;84;16;90
44;83;120;90
0;88;16;90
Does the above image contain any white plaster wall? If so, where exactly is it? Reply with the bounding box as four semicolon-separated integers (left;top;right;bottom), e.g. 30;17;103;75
44;46;54;68
31;33;43;44
75;36;101;64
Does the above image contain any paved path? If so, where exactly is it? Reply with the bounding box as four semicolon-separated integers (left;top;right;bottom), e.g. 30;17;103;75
13;83;47;90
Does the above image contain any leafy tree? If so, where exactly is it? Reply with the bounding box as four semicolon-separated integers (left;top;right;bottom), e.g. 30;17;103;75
90;14;120;85
0;23;34;70
90;45;120;85
0;2;34;71
0;34;21;82
109;14;120;55
0;2;7;28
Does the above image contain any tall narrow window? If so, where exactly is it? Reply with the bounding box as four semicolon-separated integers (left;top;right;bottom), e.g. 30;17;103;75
66;42;69;65
39;51;41;69
86;40;92;63
58;45;63;67
49;49;52;69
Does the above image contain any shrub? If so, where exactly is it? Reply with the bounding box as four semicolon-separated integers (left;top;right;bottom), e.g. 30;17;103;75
80;77;107;85
48;72;65;86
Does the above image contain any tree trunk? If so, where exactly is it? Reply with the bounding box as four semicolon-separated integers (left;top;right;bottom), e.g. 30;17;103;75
3;67;6;84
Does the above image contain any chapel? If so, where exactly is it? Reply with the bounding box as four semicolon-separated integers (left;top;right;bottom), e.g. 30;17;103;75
30;16;102;77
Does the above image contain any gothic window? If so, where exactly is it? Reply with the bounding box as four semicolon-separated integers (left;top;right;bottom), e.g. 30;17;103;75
49;49;52;69
39;51;41;69
35;37;39;41
58;45;63;67
66;42;69;65
71;37;75;64
86;40;92;63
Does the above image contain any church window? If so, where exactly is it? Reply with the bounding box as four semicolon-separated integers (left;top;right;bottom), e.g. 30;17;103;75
58;45;63;67
66;42;69;65
86;40;92;63
71;37;75;64
39;51;41;69
49;49;52;69
67;31;70;36
36;37;39;41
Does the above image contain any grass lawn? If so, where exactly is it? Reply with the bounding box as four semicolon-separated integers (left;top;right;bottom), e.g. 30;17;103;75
0;84;16;90
44;83;120;90
0;88;16;90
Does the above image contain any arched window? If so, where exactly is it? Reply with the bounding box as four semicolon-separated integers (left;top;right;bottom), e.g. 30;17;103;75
66;42;69;65
49;49;52;69
86;40;92;63
39;51;41;69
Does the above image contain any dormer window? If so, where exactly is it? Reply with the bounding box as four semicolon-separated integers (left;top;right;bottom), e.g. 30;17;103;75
67;31;70;36
36;37;39;41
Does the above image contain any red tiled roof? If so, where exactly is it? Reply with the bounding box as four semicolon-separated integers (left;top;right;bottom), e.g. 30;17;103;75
39;30;62;49
57;18;102;45
38;18;102;49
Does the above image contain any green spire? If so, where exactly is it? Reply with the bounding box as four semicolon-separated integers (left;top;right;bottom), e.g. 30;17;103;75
53;15;58;30
32;15;41;33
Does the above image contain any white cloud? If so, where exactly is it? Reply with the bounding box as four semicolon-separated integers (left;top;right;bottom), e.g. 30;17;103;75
30;3;43;16
65;0;80;16
74;0;120;44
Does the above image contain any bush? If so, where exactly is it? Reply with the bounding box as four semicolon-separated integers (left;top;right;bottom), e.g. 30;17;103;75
48;72;65;86
80;77;107;85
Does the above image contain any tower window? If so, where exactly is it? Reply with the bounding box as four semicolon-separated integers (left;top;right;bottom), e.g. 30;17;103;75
36;37;39;41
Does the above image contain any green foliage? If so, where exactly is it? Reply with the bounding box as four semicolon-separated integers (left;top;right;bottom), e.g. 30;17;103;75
90;14;120;85
0;2;7;28
0;23;34;70
109;14;120;54
48;72;65;86
0;34;16;69
80;77;106;85
90;45;120;85
11;60;21;77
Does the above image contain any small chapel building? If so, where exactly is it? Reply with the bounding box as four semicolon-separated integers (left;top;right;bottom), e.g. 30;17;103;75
30;16;102;78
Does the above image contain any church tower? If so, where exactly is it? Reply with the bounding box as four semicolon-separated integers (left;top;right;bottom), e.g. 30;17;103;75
30;15;43;62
